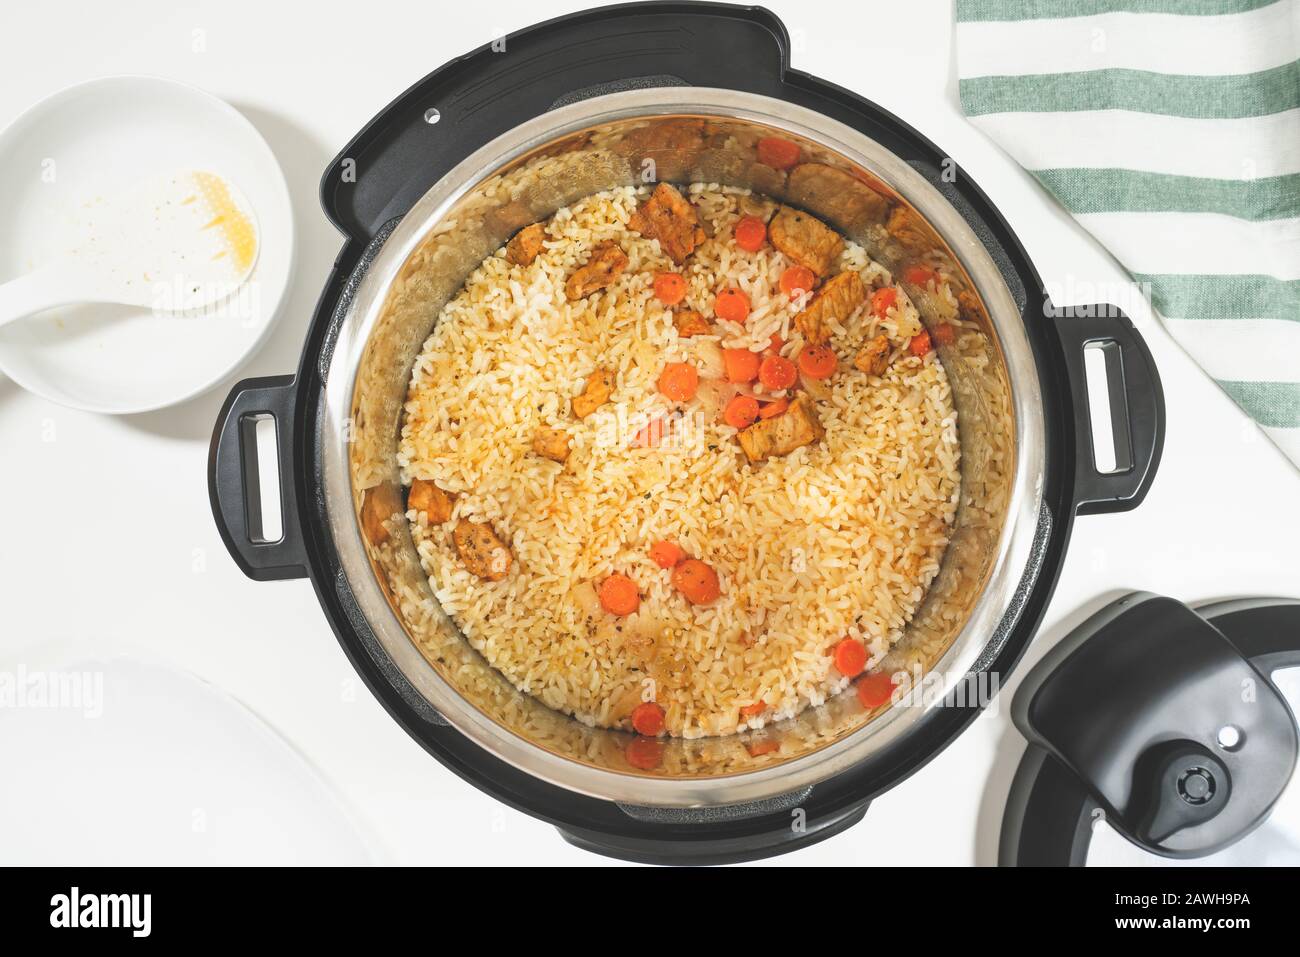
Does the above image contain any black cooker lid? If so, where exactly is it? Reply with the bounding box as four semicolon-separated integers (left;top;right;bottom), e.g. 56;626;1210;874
1001;593;1300;865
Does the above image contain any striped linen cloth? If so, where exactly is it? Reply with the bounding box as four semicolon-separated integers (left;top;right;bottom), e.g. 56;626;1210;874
955;0;1300;467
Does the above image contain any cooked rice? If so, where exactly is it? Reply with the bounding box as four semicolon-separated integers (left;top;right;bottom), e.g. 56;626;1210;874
397;185;960;738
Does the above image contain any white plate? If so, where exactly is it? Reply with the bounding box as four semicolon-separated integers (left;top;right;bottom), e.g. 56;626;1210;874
0;76;294;413
0;653;379;865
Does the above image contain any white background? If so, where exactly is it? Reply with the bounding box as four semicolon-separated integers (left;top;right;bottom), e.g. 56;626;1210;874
2;0;1298;866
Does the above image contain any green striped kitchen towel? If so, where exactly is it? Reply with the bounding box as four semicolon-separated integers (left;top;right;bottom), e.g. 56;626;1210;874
955;0;1300;467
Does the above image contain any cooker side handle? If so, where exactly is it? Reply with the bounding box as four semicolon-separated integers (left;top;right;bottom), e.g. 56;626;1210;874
208;375;310;581
1052;306;1165;515
557;799;871;866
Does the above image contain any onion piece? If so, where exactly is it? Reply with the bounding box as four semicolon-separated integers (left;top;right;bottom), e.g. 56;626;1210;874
799;369;832;401
695;378;741;423
691;338;726;379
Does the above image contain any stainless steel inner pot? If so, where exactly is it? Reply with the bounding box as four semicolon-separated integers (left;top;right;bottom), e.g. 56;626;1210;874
319;88;1045;807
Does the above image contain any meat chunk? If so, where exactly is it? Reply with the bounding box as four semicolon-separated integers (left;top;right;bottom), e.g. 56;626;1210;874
769;205;844;277
532;427;571;463
360;483;402;546
453;519;513;581
628;183;705;265
672;307;711;338
957;287;983;324
795;270;867;345
572;369;613;419
853;334;892;377
407;479;456;523
483;200;534;237
746;160;788;199
786;163;891;233
565;241;628;300
737;395;824;463
885;204;932;257
611;119;706;183
505;222;546;266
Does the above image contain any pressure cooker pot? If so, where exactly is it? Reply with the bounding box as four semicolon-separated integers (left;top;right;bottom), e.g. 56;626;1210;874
208;3;1163;863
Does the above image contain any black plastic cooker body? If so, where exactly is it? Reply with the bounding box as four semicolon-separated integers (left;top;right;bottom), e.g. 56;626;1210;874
209;2;1165;864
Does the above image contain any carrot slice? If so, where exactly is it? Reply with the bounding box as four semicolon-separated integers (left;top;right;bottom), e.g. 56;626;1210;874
757;136;801;171
798;344;838;379
856;671;897;709
758;353;797;391
767;333;785;354
625;736;664;769
903;265;937;287
653;271;687;306
758;398;788;420
779;265;815;297
598;573;640;616
672;558;721;605
833;638;867;678
713;288;751;324
723;347;760;383
745;738;780;757
649;540;684;569
870;286;897;318
723;394;760;429
658;361;699;402
909;330;932;357
733;215;767;252
631;701;666;736
739;701;767;717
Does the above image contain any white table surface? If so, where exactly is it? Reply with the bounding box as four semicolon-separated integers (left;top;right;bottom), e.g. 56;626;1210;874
3;0;1298;867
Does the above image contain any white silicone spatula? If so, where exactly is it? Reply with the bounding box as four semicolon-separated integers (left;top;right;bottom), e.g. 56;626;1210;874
0;169;259;329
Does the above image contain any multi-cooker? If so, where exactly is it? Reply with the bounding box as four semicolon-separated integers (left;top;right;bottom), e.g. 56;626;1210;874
209;3;1163;863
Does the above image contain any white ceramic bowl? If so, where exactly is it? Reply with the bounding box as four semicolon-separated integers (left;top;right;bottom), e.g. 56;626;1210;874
0;76;294;413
